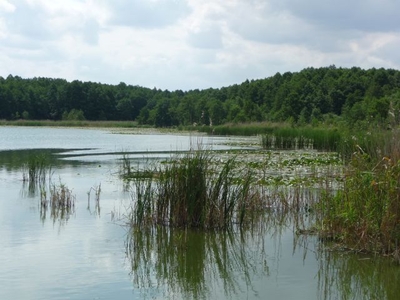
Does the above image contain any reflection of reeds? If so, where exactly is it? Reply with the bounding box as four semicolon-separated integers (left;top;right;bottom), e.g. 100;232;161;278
87;183;101;216
316;247;400;300
125;221;269;299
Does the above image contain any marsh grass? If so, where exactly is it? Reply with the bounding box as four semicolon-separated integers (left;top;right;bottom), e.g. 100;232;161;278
318;129;400;259
40;180;76;223
126;149;265;229
21;154;53;196
193;122;285;136
22;154;53;184
260;127;341;151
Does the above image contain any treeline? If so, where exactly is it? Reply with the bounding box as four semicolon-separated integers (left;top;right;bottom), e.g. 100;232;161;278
1;66;400;128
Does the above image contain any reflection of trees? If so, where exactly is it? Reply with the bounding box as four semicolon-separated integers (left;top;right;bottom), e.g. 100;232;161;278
316;249;400;300
125;220;270;299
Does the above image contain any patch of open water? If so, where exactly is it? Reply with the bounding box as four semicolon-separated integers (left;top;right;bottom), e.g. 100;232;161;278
0;126;398;300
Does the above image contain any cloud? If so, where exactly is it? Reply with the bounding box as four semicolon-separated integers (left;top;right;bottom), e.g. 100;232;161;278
0;0;399;90
270;0;400;32
0;0;15;13
187;24;223;49
5;1;53;41
106;0;191;28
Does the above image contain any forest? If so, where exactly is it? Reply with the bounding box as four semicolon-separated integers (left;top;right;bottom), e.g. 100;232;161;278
1;65;400;129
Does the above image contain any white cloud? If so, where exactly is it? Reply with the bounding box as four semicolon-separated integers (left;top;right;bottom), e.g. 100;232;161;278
0;0;15;13
0;0;399;90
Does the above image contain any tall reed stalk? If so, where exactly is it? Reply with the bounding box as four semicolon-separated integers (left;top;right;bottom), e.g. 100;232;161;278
127;150;263;229
318;129;400;259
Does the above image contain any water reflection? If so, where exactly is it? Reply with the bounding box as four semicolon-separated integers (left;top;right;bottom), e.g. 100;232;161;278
317;248;400;300
125;216;275;299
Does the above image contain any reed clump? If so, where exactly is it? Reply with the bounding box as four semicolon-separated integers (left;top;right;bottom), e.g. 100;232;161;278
260;127;341;151
318;129;400;259
127;150;264;229
40;181;76;223
22;154;52;185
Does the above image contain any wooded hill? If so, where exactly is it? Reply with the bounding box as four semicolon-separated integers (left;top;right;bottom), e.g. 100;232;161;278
1;66;400;128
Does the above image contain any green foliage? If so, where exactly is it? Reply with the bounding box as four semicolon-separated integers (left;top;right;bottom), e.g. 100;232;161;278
318;129;400;257
1;67;400;128
62;109;86;121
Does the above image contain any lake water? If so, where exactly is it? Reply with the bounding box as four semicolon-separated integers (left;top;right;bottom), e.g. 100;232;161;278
0;126;399;300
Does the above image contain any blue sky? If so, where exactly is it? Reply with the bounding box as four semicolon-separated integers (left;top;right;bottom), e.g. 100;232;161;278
1;0;399;91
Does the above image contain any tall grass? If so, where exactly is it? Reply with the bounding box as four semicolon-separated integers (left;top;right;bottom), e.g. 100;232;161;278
126;150;264;229
194;122;285;136
318;129;400;259
260;127;341;151
21;154;53;196
40;180;76;223
22;154;52;184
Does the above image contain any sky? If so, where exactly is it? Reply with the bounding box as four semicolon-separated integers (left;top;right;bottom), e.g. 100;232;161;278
0;0;399;91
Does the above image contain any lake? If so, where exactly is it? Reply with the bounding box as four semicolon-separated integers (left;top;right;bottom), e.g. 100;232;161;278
0;126;398;300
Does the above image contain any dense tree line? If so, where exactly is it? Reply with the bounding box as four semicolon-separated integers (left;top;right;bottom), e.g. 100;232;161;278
1;66;400;128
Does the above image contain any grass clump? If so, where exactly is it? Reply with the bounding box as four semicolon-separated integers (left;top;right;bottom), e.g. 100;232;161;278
40;181;76;223
318;129;400;259
22;154;52;185
126;149;263;230
260;127;341;151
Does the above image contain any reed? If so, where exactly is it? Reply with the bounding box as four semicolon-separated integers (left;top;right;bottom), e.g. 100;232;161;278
21;154;53;197
22;154;52;184
40;180;76;223
195;122;283;136
127;149;264;229
260;127;342;151
318;129;400;259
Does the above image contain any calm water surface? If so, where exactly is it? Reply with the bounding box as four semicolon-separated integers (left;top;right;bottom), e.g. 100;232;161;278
0;127;399;300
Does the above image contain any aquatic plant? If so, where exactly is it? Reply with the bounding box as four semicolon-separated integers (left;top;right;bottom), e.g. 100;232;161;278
260;127;341;151
40;180;76;224
22;154;53;185
318;129;400;259
126;149;264;229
